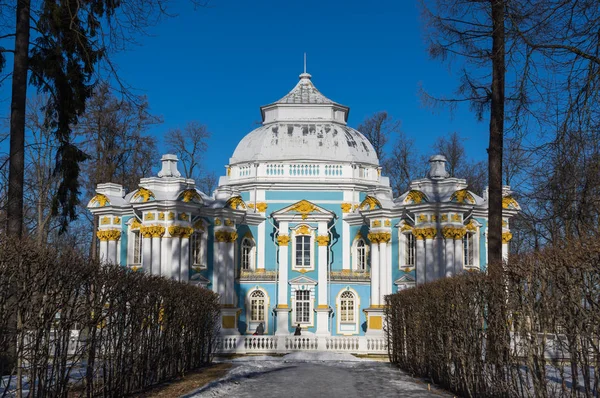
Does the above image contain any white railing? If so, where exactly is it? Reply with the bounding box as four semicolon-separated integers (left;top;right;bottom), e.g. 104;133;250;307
230;163;380;183
217;335;388;355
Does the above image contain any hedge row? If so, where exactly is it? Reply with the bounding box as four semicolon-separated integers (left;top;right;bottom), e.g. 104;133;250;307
385;240;600;397
0;236;221;397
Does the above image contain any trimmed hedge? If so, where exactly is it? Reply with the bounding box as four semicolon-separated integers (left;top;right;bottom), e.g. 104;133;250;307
386;240;600;397
0;236;221;397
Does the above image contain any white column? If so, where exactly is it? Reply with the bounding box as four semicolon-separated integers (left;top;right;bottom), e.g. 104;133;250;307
416;237;426;285
99;239;108;263
161;235;170;278
213;239;222;297
108;240;117;264
257;220;266;270
342;220;350;270
445;236;455;277
275;222;290;335
378;240;387;303
387;242;393;296
455;235;464;274
425;235;436;283
369;240;380;306
316;222;330;335
180;233;190;282
142;233;152;274
224;236;235;305
152;236;161;275
171;235;181;281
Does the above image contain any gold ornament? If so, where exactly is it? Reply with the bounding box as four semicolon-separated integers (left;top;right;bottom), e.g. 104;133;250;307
367;232;391;243
451;214;461;222
465;220;478;231
140;225;165;238
145;213;155;221
277;235;290;246
450;189;476;204
101;216;111;225
114;216;120;224
502;196;519;209
404;190;426;204
288;200;318;220
372;220;381;227
413;227;437;240
441;214;448;222
502;232;513;243
158;212;165;221
130;219;141;230
384;219;391;227
224;219;234;226
167;212;175;221
97;229;121;241
358;196;381;211
296;224;311;235
316;235;330;246
441;226;466;240
132;187;155;202
400;224;413;232
181;189;202;203
178;213;189;221
90;194;110;207
215;230;238;243
341;203;352;213
256;202;268;212
418;214;428;223
226;196;247;210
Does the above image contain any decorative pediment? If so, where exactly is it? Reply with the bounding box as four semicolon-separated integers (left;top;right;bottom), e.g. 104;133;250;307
358;196;382;211
450;189;476;204
288;275;318;286
403;190;428;205
226;196;247;210
131;187;155;203
89;193;110;208
394;274;416;285
178;189;203;204
502;195;520;210
190;273;210;285
273;199;333;221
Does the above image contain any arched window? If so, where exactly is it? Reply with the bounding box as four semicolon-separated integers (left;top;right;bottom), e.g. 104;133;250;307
340;291;356;323
241;238;254;271
463;233;474;267
249;290;266;322
191;231;203;266
405;233;415;267
132;230;142;265
355;239;367;271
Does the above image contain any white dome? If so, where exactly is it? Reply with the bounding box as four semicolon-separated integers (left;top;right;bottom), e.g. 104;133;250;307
229;73;379;166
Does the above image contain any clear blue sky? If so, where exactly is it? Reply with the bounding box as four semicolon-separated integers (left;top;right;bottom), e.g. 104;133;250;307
6;0;491;178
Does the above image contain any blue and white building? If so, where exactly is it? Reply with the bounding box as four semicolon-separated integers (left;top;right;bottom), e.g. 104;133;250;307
88;72;519;352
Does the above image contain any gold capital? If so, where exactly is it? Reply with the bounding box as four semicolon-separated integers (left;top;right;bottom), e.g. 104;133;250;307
316;235;330;246
277;235;290;246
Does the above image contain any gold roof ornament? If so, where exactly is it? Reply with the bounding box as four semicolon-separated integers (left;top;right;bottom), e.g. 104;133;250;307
226;196;247;210
450;189;476;204
502;196;520;210
287;200;318;219
132;187;155;203
358;196;382;211
404;190;427;204
180;189;202;203
90;193;110;207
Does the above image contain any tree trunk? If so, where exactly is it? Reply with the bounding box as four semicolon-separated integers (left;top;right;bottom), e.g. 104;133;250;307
488;0;505;275
7;0;31;238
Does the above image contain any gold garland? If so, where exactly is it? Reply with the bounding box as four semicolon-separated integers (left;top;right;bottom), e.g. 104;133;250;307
413;227;437;240
441;226;466;240
316;235;330;246
97;229;121;242
367;232;391;243
168;226;194;238
277;235;290;246
215;230;238;243
90;193;110;207
140;225;165;238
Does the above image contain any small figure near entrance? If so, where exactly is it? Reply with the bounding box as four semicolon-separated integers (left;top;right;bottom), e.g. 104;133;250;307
254;322;264;335
294;324;302;336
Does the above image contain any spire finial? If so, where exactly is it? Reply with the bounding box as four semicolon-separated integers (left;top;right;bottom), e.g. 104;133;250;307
304;52;307;74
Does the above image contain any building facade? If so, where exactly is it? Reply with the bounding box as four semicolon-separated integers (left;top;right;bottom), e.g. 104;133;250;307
88;72;519;339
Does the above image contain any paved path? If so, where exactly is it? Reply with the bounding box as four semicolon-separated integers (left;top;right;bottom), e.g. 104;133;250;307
189;359;451;398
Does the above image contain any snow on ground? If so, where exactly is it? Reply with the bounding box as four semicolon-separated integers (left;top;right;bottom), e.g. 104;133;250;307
189;354;450;398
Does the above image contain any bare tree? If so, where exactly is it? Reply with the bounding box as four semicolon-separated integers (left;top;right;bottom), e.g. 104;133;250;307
357;111;402;163
383;132;418;196
165;121;211;180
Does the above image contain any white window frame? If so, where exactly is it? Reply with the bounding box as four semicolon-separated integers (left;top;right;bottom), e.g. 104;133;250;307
290;284;315;328
352;238;369;272
246;288;269;334
294;290;311;324
398;227;416;270
190;230;207;269
336;288;360;335
127;219;142;268
240;237;256;271
291;225;315;272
